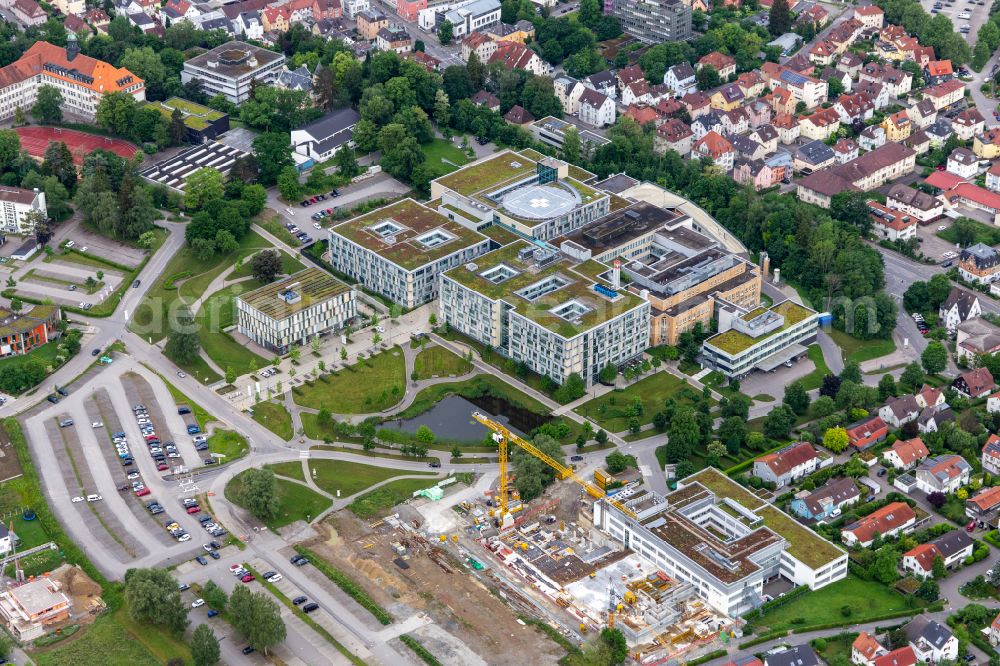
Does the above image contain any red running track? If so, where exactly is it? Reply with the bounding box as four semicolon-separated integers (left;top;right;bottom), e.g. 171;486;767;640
14;126;139;164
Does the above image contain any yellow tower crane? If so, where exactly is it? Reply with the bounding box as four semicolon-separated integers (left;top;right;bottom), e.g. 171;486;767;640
472;412;636;525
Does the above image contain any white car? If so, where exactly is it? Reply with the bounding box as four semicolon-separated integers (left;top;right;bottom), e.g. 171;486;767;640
375;326;385;333
266;573;283;583
127;472;140;480
71;496;84;503
87;494;102;502
177;534;191;542
177;371;186;378
313;222;322;229
959;11;970;17
65;240;75;248
937;225;947;231
191;599;205;608
91;421;103;428
80;247;88;252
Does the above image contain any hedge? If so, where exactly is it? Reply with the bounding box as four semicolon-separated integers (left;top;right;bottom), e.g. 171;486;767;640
164;270;193;290
400;635;443;666
686;649;728;665
742;585;810;622
293;545;392;625
739;630;789;649
791;609;924;634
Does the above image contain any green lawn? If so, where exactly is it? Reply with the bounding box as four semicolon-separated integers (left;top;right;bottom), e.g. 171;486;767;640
252;400;294;440
0;341;64;394
130;230;269;343
937;217;1000;247
196;283;269;375
306;459;433;498
226;470;331;528
827;328;897;365
155;371;214;429
229;250;305;280
32;613;160;666
207;429;249;461
301;411;338;440
419;138;471;178
349;477;442;519
799;344;832;391
574;372;705;432
814;632;857;665
292;347;406;413
412;345;471;380
268;460;306;481
746;574;917;633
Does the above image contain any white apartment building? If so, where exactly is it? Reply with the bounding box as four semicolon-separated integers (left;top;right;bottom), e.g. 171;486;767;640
0;187;46;234
181;41;285;104
236;267;356;355
439;240;649;385
0;38;145;122
593;467;848;618
328;199;492;309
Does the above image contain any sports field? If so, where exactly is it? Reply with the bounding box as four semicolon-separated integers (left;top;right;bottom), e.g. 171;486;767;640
15;126;139;164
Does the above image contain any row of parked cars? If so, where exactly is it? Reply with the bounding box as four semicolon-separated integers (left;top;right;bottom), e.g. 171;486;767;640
298;190;340;208
193;539;223;565
132;403;179;472
283;221;313;245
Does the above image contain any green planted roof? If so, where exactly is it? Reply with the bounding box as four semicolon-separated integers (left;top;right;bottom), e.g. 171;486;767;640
238;267;349;320
706;300;815;355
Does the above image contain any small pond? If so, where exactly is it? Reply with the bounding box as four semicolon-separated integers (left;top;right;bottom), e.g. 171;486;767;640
384;394;549;441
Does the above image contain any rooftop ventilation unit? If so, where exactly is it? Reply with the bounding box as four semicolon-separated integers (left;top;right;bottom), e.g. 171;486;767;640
465;262;478;271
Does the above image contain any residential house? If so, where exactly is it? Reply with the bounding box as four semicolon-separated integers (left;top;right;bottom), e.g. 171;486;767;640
881;110;912;141
852;632;888;666
470;90;500;111
925;118;954;147
375;25;412;53
582;70;617;100
746;100;772;128
765;645;821;666
691;131;735;172
691;111;723;140
966;485;1000;522
859;125;887;152
808;41;837;67
655;119;693;156
622;79;653;107
846;415;888;451
989;393;1000;415
799;3;829;26
503;105;533;125
835;92;876;126
982;433;1000;475
905;130;931;155
986;163;1000;192
917;384;944;409
616;65;644;96
902;543;943;578
958;243;1000;284
923;79;965;111
925;60;954;85
720;108;750;135
261;5;290;32
955;317;1000;362
879;395;920;428
915;454;971;494
868;201;917;241
854;4;885;28
760;61;828;110
974;128;1000;159
234;11;263;39
733;158;785;191
664;63;697;97
799;107;841;140
838;51;864;78
553;76;584;115
917;404;955;434
773;113;800;144
10;0;46;25
906;617;959;664
680;91;711;120
841;501;916;547
578;89;615;127
939;287;981;332
752;442;821;488
952;109;985;141
873;648;917;666
749;125;778;154
833;138;859;164
710;83;744;111
789;476;860;521
884;437;929;470
953;366;996;398
730;135;766;161
860;62;912;98
623;105;659;126
856;80;889;110
990;611;1000;647
794;140;836;173
820;67;852;94
737;70;766;99
697;51;736;79
947;147;979;179
907;98;938;129
886;183;943;223
766;87;796;116
903;530;973;578
797;143;916;208
462;32;497;62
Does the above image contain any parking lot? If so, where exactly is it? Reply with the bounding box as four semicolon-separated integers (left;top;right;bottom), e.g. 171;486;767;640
923;0;990;38
23;361;227;577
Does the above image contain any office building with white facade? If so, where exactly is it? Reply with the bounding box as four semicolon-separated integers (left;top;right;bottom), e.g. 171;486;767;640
181;41;285;104
430;149;613;242
593;467;848;617
328;199;493;309
439;239;649;385
236;267;356;354
0;187;46;234
700;300;820;379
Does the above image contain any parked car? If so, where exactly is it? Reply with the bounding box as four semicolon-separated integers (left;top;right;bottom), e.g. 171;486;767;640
293;596;308;605
195;556;208;565
207;609;219;618
191;599;205;608
303;603;319;613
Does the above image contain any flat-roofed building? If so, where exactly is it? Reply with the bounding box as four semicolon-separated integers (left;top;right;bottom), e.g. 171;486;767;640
0;304;60;357
181;41;285;104
236;267;356;354
439;240;649;385
0;574;72;641
329;199;492;309
147;96;230;142
0;186;46;234
593;467;848;617
701;300;819;379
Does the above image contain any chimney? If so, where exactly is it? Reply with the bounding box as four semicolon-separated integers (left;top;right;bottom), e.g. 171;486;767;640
612;259;621;290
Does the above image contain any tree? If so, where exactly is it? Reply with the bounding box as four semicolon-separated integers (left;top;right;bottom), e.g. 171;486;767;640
763;405;796;440
169;107;188;145
191;237;216;261
202;581;228;611
595;429;608;445
249;249;282;284
605;451;634;474
718;416;745;455
667;406;700;462
831;191;872;236
416;424;436;444
438;20;454;44
601;628;628;665
31;85;63;124
277;166;302;201
229;586;286;655
878;374;897;401
900;362;925;392
844;456;868;478
9;299;22;314
511;434;565;501
184;167;225;210
165;305;200;365
783;381;810;415
42;141;77;193
922;342;947;375
562;125;582;164
706;440;727;467
599;362;617;384
840;360;862;384
236;468;280;520
932;555;947;580
253;132;294;186
124;568;189;635
191;624;220;666
916;578;940;602
870;545;900;584
927;491;946;508
822;426;849;453
554;372;586;403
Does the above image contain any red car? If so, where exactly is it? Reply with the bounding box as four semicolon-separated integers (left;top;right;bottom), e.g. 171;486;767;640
935;165;945;171
186;506;201;514
156;462;168;471
967;520;976;532
135;487;150;497
241;574;255;583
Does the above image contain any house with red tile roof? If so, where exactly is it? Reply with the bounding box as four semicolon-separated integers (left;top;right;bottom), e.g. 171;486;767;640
982;433;1000;475
884;437;929;470
842;501;916;547
966;485;1000;522
853;631;887;665
989;610;1000;646
680;91;712;120
691;131;735;172
853;4;885;28
915;454;971;494
916;384;944;409
654;118;693;156
10;0;45;25
488;42;550;77
923;79;966;110
953;367;996;398
624;104;659;126
799;107;841;140
752;442;821;487
925;60;954;85
872;647;917;666
846;415;888;451
697;51;736;79
902;542;941;578
867;200;917;242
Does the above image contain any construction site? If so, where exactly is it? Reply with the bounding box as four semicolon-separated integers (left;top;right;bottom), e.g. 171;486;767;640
303;413;741;665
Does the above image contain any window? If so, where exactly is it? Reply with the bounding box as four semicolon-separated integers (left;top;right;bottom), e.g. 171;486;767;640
550;300;591;321
516;275;570;301
415;229;455;249
369;220;404;238
480;264;518;284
